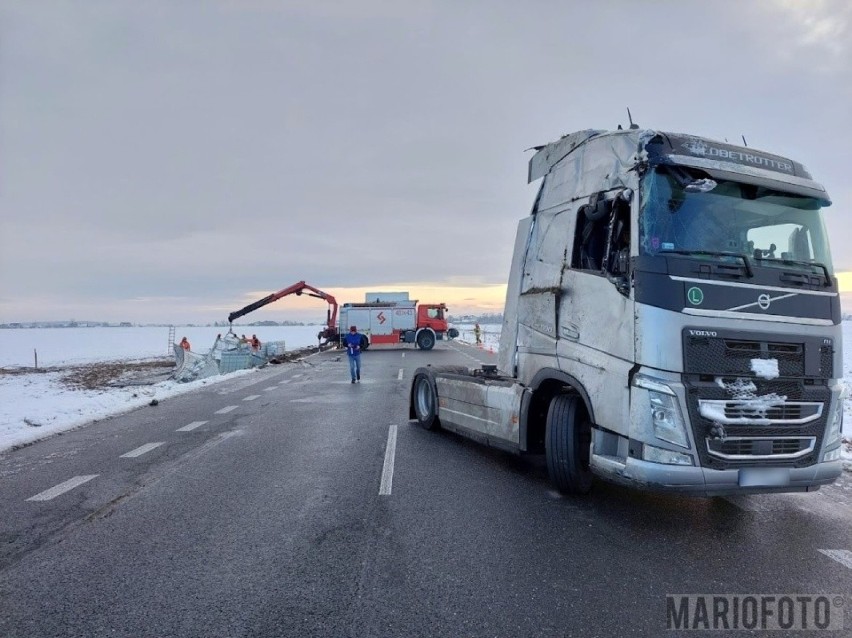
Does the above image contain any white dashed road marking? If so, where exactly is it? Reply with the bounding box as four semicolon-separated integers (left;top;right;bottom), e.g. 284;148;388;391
120;442;165;458
292;374;303;379
215;405;239;414
264;386;277;392
176;420;208;432
243;394;261;401
818;549;852;570
379;424;398;496
27;475;99;502
397;368;404;381
402;352;405;358
278;379;291;385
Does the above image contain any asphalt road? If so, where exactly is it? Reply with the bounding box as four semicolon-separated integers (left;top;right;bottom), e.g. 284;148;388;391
1;341;850;637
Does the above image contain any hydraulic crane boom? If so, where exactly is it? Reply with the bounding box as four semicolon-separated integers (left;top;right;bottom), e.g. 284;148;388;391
227;281;339;343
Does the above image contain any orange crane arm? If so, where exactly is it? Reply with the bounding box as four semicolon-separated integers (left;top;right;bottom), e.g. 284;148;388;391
227;281;339;338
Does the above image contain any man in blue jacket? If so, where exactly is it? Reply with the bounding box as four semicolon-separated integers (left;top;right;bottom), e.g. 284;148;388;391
344;325;363;383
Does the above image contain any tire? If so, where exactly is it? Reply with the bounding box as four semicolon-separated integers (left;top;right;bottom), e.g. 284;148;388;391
412;373;439;430
360;335;370;351
416;330;435;350
545;394;593;494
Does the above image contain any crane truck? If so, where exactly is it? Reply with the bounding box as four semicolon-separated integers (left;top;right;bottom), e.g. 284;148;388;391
409;127;844;496
339;292;452;350
227;281;339;345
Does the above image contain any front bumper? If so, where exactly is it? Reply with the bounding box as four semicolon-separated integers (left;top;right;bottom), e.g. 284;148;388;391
590;454;842;496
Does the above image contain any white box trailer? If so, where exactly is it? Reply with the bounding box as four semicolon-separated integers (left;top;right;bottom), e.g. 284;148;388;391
340;302;416;338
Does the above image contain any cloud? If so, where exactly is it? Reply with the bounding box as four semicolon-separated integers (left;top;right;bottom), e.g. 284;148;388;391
766;0;852;69
2;2;851;321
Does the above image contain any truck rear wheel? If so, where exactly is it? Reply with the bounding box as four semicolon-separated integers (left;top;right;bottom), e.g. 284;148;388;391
545;394;593;494
412;373;439;430
416;330;435;350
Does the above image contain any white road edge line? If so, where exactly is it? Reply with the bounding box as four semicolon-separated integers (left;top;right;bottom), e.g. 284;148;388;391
243;394;261;401
379;424;398;496
120;442;166;458
397;368;404;381
27;475;99;502
818;549;852;570
176;420;208;432
215;405;239;414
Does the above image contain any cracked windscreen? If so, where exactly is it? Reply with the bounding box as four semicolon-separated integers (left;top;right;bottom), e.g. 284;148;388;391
639;166;834;275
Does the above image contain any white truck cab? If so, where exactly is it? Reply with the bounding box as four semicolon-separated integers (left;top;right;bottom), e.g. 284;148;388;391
410;128;843;495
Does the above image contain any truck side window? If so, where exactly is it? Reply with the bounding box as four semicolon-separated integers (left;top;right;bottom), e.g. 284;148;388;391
605;198;631;276
572;199;609;271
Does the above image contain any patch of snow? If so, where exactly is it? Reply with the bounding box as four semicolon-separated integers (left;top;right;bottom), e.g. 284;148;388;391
0;366;256;452
751;358;779;380
716;377;757;398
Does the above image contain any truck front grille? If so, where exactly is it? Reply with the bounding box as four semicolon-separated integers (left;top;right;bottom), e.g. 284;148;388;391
681;329;833;470
697;399;822;425
683;377;828;470
706;436;815;460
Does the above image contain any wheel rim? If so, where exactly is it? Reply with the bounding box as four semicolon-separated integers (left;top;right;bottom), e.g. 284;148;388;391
415;377;433;418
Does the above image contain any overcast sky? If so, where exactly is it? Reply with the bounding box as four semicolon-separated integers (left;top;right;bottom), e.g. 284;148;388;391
2;1;850;324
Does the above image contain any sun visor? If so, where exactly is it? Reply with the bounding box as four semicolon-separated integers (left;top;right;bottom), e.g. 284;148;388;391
645;132;831;206
665;155;831;206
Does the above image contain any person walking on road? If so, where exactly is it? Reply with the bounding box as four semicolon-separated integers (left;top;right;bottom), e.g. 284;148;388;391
474;322;482;345
344;325;363;383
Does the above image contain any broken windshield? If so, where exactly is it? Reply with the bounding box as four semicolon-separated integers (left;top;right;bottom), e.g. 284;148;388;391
639;167;834;275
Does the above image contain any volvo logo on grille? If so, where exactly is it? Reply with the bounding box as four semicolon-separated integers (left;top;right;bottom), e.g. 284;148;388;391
689;330;717;337
758;293;771;310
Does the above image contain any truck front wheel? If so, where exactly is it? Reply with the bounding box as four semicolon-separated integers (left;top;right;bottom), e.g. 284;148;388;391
412;373;439;430
545;394;593;494
416;330;435;350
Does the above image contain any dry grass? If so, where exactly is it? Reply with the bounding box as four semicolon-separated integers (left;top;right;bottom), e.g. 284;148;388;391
0;358;175;390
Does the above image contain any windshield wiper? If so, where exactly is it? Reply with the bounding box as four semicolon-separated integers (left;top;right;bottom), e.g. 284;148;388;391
662;250;754;278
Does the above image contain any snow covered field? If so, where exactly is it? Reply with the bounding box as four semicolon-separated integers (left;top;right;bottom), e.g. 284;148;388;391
1;323;850;464
0;325;327;368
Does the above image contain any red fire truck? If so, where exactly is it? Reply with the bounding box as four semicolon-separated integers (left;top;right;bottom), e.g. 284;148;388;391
339;293;452;350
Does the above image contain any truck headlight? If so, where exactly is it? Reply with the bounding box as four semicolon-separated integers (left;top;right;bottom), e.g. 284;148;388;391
633;375;690;449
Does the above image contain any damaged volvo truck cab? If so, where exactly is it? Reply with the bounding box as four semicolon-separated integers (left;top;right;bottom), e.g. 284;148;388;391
410;128;844;495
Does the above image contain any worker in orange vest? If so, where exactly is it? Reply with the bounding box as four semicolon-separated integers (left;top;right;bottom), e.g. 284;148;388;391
251;334;261;351
180;337;191;351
